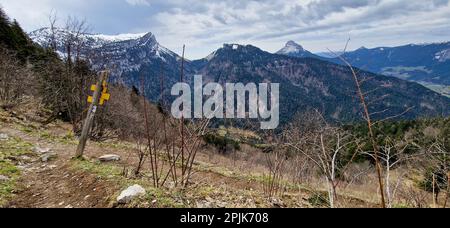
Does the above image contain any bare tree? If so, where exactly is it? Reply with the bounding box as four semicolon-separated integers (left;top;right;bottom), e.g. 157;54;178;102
424;139;449;207
39;14;94;128
327;39;413;208
285;111;356;208
0;47;35;107
47;10;58;51
361;136;421;207
334;56;386;207
64;16;90;64
56;16;94;132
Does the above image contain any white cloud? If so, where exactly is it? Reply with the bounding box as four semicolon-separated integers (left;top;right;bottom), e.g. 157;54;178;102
125;0;150;6
147;0;450;58
1;0;450;59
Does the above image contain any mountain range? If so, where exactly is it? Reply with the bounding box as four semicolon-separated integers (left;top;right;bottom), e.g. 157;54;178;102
29;28;189;100
29;28;450;124
332;43;450;86
277;40;450;96
198;44;450;123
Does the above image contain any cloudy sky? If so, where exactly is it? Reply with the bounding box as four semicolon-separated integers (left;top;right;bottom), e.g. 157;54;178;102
1;0;450;59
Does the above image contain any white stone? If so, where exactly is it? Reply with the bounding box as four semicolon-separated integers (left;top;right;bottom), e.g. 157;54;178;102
0;133;9;140
0;175;10;182
20;155;32;161
117;184;146;204
33;146;52;154
40;153;57;162
99;154;121;162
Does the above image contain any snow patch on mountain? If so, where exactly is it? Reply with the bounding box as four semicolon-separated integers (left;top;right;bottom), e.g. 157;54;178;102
277;41;304;54
435;49;450;62
29;27;180;77
29;27;147;49
90;33;147;43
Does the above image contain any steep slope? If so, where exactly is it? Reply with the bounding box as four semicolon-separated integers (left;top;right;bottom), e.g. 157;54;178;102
198;44;450;124
29;28;191;100
89;32;189;99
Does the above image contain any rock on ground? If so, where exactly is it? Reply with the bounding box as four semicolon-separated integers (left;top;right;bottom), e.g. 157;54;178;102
0;175;10;182
32;146;57;162
0;133;9;140
99;154;121;162
33;146;52;154
40;153;58;162
117;184;146;204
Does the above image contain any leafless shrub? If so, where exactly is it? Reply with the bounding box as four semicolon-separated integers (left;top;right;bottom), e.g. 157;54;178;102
140;76;175;188
398;185;430;208
263;150;287;199
134;45;210;189
285;154;316;186
37;15;96;132
284;111;358;208
178;119;211;188
0;47;35;108
134;136;147;176
90;84;144;141
139;104;209;189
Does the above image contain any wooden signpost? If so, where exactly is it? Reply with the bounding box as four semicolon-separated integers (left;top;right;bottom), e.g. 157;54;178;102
75;71;110;158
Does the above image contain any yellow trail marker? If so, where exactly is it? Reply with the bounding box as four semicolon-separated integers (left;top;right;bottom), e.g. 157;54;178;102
102;80;108;93
99;93;111;105
101;93;110;101
88;80;110;105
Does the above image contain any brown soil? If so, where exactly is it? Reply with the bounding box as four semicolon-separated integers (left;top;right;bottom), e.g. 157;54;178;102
1;124;278;208
2;126;120;208
8;164;117;208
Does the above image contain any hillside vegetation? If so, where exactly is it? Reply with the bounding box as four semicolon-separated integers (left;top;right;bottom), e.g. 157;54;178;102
0;7;449;208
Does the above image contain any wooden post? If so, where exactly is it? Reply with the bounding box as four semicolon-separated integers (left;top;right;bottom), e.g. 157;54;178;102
432;174;436;208
444;172;450;208
180;45;186;185
75;71;108;158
